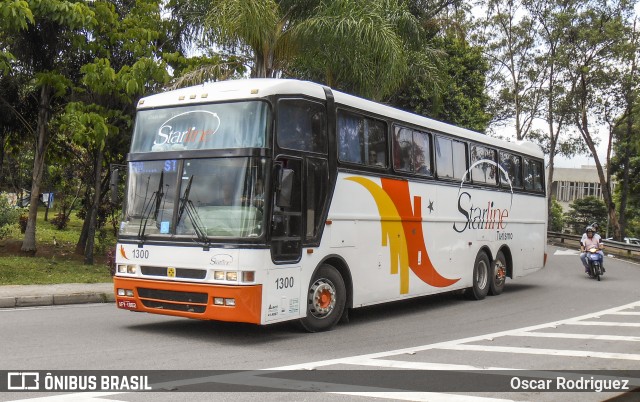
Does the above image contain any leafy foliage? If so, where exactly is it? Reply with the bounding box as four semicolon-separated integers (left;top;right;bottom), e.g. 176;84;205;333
0;195;20;239
564;196;608;235
549;197;564;232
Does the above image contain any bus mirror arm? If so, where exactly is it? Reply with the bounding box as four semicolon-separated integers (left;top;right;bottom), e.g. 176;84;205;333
276;168;294;208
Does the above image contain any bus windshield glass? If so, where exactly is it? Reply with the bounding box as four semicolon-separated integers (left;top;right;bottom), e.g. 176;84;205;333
121;157;267;239
130;101;269;153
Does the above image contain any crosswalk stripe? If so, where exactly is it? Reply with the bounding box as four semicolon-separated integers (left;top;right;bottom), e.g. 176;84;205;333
566;321;640;327
508;331;640;342
438;344;640;361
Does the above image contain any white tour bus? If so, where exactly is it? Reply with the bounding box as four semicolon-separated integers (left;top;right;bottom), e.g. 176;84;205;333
113;79;547;332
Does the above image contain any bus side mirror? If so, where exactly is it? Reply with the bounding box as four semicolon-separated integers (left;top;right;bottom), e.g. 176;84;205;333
110;168;120;204
276;168;294;208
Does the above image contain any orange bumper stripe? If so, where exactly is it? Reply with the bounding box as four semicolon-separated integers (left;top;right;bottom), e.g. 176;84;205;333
113;277;262;324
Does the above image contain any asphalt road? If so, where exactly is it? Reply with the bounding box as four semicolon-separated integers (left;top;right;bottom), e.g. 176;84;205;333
1;245;639;402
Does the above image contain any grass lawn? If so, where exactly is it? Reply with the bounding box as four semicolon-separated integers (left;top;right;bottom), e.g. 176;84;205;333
0;207;114;285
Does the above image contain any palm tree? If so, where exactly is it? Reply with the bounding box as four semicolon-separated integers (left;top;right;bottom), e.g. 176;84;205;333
169;0;429;100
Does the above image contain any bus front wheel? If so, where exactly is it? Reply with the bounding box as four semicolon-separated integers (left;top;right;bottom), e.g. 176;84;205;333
465;252;490;300
300;264;346;332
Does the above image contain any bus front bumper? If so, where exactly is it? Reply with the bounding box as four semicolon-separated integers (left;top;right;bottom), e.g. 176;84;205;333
113;277;262;324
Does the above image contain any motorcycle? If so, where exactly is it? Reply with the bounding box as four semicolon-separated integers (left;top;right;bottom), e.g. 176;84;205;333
586;247;604;281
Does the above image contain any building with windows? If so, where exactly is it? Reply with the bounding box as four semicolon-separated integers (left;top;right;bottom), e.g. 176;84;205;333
550;166;614;211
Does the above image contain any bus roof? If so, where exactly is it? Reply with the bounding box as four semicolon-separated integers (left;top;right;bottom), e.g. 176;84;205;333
138;79;543;159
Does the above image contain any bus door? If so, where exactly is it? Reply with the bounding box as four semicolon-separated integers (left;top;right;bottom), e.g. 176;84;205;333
271;98;330;263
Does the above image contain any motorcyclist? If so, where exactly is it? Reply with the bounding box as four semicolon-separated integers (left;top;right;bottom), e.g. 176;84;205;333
580;222;601;243
580;226;604;275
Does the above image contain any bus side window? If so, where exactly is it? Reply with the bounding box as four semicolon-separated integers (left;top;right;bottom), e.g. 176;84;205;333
499;152;523;188
413;130;431;176
393;126;412;171
338;110;387;168
436;136;467;180
470;144;497;185
277;99;327;153
523;158;544;192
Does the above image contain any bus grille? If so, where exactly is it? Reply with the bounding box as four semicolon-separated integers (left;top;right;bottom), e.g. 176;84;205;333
140;266;207;279
141;300;206;313
137;288;208;314
137;288;208;304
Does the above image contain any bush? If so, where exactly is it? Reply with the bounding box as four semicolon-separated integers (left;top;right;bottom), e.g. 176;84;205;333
0;196;20;239
18;214;28;233
550;197;564;232
563;196;607;234
50;212;70;230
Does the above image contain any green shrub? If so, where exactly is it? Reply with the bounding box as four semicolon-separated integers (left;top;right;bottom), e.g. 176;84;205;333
0;196;20;239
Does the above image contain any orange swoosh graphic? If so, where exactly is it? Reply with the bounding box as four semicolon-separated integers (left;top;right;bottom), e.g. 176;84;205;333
347;177;459;292
119;245;129;260
381;178;459;288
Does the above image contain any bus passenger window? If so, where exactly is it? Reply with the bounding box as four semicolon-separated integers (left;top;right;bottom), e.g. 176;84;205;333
499;152;523;188
523;158;544;192
436;136;466;180
277;100;327;153
338;111;387;167
413;131;431;176
338;112;364;164
470;145;497;185
394;127;412;171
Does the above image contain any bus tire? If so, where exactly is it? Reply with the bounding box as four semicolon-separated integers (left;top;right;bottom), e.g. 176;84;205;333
299;264;346;332
489;251;507;296
465;252;490;300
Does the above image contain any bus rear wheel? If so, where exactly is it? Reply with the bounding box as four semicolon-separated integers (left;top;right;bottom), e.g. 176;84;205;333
489;251;507;296
465;252;490;300
300;264;346;332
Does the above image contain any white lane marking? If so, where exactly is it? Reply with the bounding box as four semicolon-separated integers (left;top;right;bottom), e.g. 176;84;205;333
565;321;640;327
610;312;640;315
438;344;640;361
508;331;640;342
7;392;124;402
272;300;640;370
344;358;514;371
330;392;516;402
553;249;580;256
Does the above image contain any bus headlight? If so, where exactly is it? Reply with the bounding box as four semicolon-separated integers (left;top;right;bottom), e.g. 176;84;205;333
226;271;238;282
117;264;138;274
117;288;134;297
214;271;225;281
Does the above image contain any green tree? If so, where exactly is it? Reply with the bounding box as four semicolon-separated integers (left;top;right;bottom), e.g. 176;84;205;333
388;28;491;131
0;0;96;254
549;197;564;232
60;0;171;264
479;0;544;141
560;1;633;241
170;0;427;100
564;196;608;235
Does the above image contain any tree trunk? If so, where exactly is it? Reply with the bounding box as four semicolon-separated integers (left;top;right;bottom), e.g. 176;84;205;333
75;187;92;254
21;85;52;255
84;146;104;265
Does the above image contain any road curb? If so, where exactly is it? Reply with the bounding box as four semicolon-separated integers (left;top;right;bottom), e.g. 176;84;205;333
0;292;115;308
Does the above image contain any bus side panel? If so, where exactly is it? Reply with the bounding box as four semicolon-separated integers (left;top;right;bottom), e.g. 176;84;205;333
322;173;546;308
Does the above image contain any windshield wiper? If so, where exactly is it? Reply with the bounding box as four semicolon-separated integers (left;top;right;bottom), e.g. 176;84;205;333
138;170;165;241
176;175;210;249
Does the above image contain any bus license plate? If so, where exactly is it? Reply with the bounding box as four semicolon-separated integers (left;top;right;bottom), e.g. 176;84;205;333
117;299;138;309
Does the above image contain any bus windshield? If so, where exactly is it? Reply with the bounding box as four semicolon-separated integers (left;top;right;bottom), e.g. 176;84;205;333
120;157;267;239
130;101;269;153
